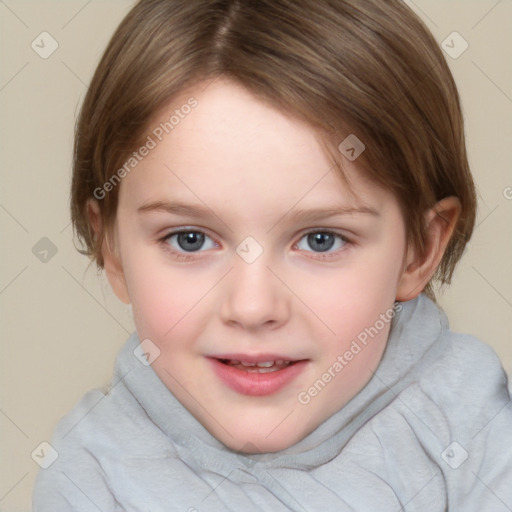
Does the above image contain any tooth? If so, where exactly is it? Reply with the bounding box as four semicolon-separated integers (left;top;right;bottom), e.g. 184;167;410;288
240;361;257;367
256;361;274;368
230;360;241;365
275;360;284;365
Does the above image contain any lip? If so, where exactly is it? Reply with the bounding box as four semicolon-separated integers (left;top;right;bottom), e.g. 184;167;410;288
210;353;300;364
208;356;308;396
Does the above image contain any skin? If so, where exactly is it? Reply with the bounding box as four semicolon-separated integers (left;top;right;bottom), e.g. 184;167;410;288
89;78;460;453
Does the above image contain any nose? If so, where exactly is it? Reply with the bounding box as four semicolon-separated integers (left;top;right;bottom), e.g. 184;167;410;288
219;254;291;332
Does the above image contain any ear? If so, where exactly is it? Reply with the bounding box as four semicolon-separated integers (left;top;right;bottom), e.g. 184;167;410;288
87;199;131;304
396;196;461;302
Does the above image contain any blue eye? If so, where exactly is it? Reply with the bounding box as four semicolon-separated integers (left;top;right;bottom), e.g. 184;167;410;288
164;230;216;253
296;232;346;253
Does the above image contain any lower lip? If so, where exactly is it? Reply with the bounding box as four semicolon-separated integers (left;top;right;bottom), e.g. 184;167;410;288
209;359;308;396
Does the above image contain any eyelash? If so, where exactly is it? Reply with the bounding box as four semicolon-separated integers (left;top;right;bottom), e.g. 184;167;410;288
158;228;351;262
296;229;351;260
158;228;218;262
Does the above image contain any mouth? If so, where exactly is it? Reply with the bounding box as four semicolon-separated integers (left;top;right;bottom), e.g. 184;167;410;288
217;359;297;373
208;355;308;396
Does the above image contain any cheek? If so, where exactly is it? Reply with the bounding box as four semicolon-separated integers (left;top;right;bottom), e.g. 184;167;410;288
289;244;402;384
304;272;395;409
122;248;210;342
297;257;400;338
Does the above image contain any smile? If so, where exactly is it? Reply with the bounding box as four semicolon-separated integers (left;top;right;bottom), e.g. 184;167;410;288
209;356;308;396
218;359;294;373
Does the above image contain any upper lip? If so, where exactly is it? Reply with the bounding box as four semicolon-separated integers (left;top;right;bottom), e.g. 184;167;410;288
208;353;304;363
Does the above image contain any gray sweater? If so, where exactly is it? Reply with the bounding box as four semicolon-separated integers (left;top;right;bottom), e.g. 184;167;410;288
33;294;512;511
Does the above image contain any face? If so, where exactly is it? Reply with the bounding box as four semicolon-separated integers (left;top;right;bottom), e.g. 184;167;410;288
110;78;409;453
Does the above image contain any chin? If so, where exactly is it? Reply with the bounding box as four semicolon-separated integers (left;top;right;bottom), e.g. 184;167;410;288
216;423;310;455
230;436;295;454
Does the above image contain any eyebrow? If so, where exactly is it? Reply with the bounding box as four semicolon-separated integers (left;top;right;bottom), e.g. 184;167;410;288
137;200;380;221
286;205;380;222
138;200;215;219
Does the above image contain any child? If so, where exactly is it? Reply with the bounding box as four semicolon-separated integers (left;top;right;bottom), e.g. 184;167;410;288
33;0;512;510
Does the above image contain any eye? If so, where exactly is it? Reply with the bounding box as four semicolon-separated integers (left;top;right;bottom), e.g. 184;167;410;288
163;229;217;253
296;231;347;254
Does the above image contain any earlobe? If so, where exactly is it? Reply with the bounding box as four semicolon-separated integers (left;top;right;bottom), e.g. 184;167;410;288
396;196;461;302
86;199;131;305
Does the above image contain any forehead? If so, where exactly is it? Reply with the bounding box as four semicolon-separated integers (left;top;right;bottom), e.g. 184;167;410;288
118;78;391;219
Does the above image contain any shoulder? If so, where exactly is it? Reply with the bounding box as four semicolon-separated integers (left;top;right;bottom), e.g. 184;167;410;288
384;330;512;507
32;378;172;511
415;331;510;428
385;295;510;439
384;322;512;441
32;387;116;511
341;329;512;509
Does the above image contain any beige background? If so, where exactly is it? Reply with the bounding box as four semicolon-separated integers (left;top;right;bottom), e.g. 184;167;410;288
0;1;511;510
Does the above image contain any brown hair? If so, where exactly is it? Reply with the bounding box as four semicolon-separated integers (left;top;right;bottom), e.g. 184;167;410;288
71;0;476;298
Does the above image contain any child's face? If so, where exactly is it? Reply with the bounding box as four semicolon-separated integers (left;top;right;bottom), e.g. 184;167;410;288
110;78;409;453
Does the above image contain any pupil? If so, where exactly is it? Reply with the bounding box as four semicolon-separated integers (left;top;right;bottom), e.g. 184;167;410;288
308;233;334;252
177;232;204;252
